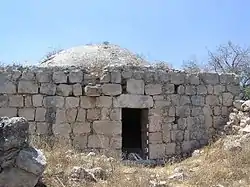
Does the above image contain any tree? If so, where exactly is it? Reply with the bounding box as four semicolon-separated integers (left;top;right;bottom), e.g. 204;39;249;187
182;56;202;74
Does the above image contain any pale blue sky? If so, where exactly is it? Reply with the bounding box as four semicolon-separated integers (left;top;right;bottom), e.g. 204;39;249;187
0;0;249;68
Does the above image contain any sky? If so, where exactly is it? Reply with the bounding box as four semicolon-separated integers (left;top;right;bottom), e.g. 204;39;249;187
0;0;250;69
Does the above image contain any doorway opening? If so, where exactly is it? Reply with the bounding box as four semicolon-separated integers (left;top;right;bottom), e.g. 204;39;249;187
122;108;148;159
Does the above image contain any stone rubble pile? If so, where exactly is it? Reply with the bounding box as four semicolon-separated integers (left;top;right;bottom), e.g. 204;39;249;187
224;100;250;135
0;117;46;187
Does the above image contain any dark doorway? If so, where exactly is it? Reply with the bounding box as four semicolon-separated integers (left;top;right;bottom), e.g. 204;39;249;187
122;108;148;159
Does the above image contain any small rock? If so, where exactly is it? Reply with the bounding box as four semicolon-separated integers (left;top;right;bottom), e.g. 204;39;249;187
242;100;250;111
87;152;96;157
149;180;168;187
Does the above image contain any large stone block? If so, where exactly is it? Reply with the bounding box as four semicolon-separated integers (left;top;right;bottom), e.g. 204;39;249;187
36;122;50;135
213;85;225;95
69;70;83;83
145;84;162;95
65;97;79;108
165;143;176;155
36;71;52;83
24;96;32;107
0;108;17;117
56;84;72;96
40;83;56;95
56;108;77;123
76;108;86;122
196;85;207;95
199;72;219;85
0;95;8;107
100;72;111;83
84;85;101;96
73;135;88;150
20;70;35;80
222;92;234;106
149;144;165;159
18;81;38;94
163;84;175;94
110;136;122;149
18;108;35;121
87;108;101;120
206;95;220;106
176;106;190;117
191;95;205;106
111;71;121;83
148;132;162;144
162;124;171;143
226;85;241;95
9;95;23;107
72;122;91;135
102;84;122;96
110;108;121;121
43;96;65;108
80;96;96;108
186;74;200;85
88;135;109;148
53;71;67;83
35;108;46;121
92;120;122;135
113;94;153;108
180;95;191;105
52;123;71;138
96;96;112;108
149;116;162;132
0;81;16;94
72;83;83;96
126;79;145;94
185;85;196;95
32;95;43;107
170;72;185;85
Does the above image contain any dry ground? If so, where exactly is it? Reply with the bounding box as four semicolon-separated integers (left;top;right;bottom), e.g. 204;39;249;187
38;138;250;187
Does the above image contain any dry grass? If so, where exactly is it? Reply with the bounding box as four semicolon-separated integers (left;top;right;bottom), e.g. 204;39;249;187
38;138;250;187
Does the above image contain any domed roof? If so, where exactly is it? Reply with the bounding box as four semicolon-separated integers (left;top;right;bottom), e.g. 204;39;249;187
39;43;148;68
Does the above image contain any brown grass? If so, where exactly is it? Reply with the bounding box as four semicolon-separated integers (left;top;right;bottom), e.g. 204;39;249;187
37;138;250;187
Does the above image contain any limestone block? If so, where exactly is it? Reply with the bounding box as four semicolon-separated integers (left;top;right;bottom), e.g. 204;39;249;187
187;74;200;85
213;106;221;116
18;108;35;121
133;71;144;80
72;83;83;96
40;83;56;95
87;108;101;120
36;71;52;82
191;107;203;116
24;96;32;107
145;84;162;95
76;108;86;122
69;70;83;83
0;95;8;107
65;97;79;108
36;122;50;135
11;70;22;81
111;71;121;83
72;122;91;135
88;135;109;148
43;96;64;108
170;72;185;85
171;130;184;142
180;95;191;105
56;84;72;96
100;108;110;120
164;84;175;94
222;92;234;106
199;72;219;85
35;108;46;121
162;124;171;143
177;85;185;94
110;108;121;121
92;120;122;135
148;132;162;144
213;116;225;129
177;118;188;130
222;106;228;116
84;85;101;96
53;71;67;83
176;106;190;117
226;85;241;95
52;123;71;138
181;141;194;153
191;96;205;106
110;136;122;149
196;85;207;95
153;95;164;101
100;72;111;83
168;107;175;117
20;70;35;80
9;95;23;107
84;74;98;85
122;71;132;79
18;81;38;94
32;95;43;107
213;85;225;95
102;84;122;96
185;85;196;95
80;96;96;108
0;81;16;94
207;85;214;94
154;100;171;108
96;96;112;108
73;135;88;150
149;116;162;132
55;109;66;124
169;94;180;105
127;79;145;94
220;74;239;84
65;108;78;122
165;143;176;155
149;144;165;159
28;122;36;134
113;94;153;108
0;108;17;117
206;95;220;105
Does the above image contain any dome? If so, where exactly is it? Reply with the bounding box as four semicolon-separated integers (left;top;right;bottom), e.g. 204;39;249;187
39;43;148;68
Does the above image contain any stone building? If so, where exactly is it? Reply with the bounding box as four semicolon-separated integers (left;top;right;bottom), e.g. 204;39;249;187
0;44;241;159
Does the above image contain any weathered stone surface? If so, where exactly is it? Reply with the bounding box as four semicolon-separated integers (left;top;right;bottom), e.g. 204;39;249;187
96;96;112;108
73;83;83;96
40;83;56;95
35;108;46;121
18;81;38;94
36;122;50;135
165;143;176;155
80;96;96;108
18;108;35;121
149;132;162;144
170;72;185;85
53;71;67;83
113;94;153;108
72;122;91;135
73;135;88;150
222;92;234;106
145;84;162;95
65;97;79;108
92;120;122;135
126;79;145;94
149;144;165;159
0;95;8;107
102;84;122;96
88;135;109;148
111;71;121;83
0;108;17;117
110;136;122;149
36;71;52;83
110;108;121;121
87;108;101;120
164;84;175;94
52;123;71;138
32;95;43;107
199;72;219;85
149;116;162;132
56;84;72;96
76;108;86;122
9;95;23;107
43;96;65;108
0;81;16;94
84;85;101;96
69;70;83;83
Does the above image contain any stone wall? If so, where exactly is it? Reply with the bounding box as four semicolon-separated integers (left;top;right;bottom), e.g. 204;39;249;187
0;65;240;159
